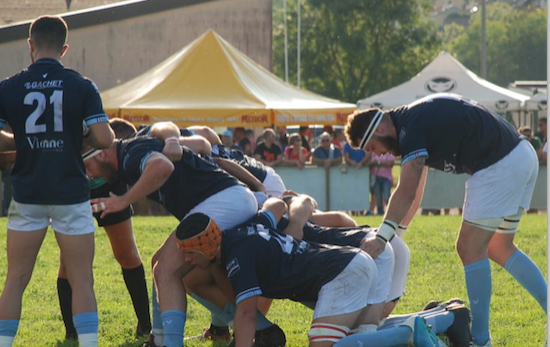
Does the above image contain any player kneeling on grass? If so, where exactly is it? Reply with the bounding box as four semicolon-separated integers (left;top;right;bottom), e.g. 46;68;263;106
175;198;439;347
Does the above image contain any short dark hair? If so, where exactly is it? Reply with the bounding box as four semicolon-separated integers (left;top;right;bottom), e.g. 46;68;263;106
344;108;382;148
539;116;547;125
29;15;68;52
109;118;137;139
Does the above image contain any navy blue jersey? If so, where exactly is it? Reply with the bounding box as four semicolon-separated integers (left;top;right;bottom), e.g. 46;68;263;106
117;137;241;219
0;59;108;204
221;212;358;304
211;144;268;182
389;94;522;175
277;216;373;247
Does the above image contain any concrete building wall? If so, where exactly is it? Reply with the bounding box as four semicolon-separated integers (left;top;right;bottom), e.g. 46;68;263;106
0;0;272;92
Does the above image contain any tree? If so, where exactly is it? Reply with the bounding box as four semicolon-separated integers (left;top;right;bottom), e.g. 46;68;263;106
446;2;547;87
272;0;441;103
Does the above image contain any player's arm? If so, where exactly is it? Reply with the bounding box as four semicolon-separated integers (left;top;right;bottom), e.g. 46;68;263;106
212;157;266;194
386;156;426;223
0;130;15;151
282;194;315;240
361;156;426;258
234;296;258;347
400;165;428;227
147;122;185;161
93;153;174;218
179;135;212;156
87;122;115;149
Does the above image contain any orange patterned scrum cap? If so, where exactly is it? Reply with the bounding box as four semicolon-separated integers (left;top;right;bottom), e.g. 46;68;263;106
175;213;222;260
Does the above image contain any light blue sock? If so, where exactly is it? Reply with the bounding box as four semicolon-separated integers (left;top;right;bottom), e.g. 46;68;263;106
423;311;454;334
73;312;98;347
191;293;272;330
0;319;19;347
161;310;186;347
465;259;491;345
334;325;411;346
152;282;163;332
504;250;547;314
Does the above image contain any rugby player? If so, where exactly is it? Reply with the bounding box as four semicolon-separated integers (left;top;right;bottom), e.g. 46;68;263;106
345;93;547;347
83;136;273;347
0;15;114;347
175;198;441;347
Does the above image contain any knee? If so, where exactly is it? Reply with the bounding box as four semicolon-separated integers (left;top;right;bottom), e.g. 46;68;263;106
113;247;142;268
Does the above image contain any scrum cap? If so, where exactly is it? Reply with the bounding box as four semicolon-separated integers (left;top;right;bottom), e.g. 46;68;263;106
175;213;222;260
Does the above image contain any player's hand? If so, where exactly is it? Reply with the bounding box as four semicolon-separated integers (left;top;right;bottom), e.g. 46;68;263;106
162;141;183;162
360;237;386;259
91;192;129;219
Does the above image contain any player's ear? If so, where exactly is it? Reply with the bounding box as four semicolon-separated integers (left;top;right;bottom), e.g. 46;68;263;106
60;44;68;58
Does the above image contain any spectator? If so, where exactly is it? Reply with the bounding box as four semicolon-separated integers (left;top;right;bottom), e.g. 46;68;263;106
275;126;289;151
234;127;253;156
283;133;309;169
311;132;342;168
370;152;395;215
343;141;369;169
536;116;547;144
343;142;371;215
332;128;345;152
254;128;283;167
246;128;256;153
220;130;240;150
518;126;543;160
299;126;312;152
542;142;547;164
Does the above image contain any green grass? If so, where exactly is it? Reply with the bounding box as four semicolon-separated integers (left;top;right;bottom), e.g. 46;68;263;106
0;214;546;346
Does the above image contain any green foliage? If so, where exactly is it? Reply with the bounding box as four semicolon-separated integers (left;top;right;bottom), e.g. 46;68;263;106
445;2;547;86
0;214;546;346
272;0;441;102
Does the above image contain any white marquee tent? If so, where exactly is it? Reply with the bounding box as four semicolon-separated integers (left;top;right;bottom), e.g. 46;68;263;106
357;51;529;112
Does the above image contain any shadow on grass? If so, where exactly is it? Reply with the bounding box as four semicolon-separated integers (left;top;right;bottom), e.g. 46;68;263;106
54;336;150;347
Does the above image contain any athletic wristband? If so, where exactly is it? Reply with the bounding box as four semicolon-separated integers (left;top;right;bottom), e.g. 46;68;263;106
396;224;407;237
376;220;398;243
164;136;179;144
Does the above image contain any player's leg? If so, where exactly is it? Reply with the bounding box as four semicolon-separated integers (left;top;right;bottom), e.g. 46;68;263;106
104;219;151;336
53;202;98;347
382;235;410;318
0;202;52;346
185;185;258;340
0;227;47;346
308;252;377;346
488;213;547;313
152;232;193;347
460;139;542;346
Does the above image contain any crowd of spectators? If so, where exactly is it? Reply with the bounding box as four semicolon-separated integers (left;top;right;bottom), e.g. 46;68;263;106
216;125;397;215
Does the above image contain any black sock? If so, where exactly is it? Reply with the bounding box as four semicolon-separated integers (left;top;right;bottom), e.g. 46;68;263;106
57;277;77;339
122;264;152;335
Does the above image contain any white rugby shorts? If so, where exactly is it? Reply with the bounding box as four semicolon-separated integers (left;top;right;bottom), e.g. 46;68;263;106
363;231;394;304
7;200;96;235
184;185;257;230
313;251;377;320
463;140;538;220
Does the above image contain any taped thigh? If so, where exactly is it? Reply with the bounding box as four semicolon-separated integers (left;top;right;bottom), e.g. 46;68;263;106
496;208;523;234
308;322;350;343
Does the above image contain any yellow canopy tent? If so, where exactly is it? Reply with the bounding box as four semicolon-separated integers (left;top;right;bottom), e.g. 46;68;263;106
101;30;356;127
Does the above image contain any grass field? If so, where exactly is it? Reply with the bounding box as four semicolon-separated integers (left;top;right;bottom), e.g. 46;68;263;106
0;214;546;346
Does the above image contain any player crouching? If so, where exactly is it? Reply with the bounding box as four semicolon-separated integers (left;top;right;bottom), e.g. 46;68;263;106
175;198;439;347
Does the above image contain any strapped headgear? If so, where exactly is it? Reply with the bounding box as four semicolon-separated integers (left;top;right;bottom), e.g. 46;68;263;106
175;213;222;260
359;109;384;149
